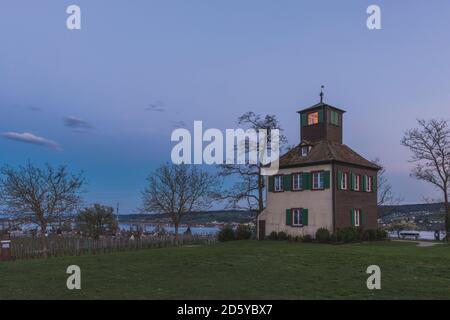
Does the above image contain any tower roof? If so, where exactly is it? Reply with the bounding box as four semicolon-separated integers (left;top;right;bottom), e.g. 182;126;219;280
297;102;346;114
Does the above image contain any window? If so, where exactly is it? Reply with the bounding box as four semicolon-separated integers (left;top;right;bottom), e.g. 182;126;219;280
274;175;283;192
353;174;360;191
330;111;339;125
292;173;303;191
366;176;372;192
301;146;309;157
308;112;319;125
312;171;324;190
353;209;361;227
341;172;348;190
292;208;302;226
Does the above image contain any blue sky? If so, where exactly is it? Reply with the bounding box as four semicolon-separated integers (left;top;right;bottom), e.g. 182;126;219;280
1;0;450;213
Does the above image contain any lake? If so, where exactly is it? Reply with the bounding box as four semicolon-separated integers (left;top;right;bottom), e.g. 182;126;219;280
119;223;220;235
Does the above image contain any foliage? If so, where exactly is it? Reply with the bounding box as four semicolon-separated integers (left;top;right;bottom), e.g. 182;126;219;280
301;234;313;243
141;163;220;237
268;231;278;240
235;224;252;240
315;228;331;243
277;231;288;241
76;204;118;239
401;119;450;234
217;225;235;242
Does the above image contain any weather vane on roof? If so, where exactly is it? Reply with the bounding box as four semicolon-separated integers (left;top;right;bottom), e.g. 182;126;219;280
320;85;325;103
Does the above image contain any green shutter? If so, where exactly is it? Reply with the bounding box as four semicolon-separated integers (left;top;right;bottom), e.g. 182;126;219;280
323;171;330;189
301;208;309;226
286;209;292;226
337;171;343;190
350;173;354;191
303;172;311;190
283;174;292;191
372;175;377;192
301;113;307;127
350;209;355;227
268;176;273;192
318;109;324;123
362;175;367;192
361;209;367;227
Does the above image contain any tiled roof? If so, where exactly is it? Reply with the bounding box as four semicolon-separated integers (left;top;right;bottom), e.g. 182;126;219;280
279;140;381;170
297;102;346;114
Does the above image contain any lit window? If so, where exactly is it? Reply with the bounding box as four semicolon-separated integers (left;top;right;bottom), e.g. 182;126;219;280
274;175;283;192
292;208;303;226
292;173;303;191
312;171;324;190
354;174;360;191
308;112;319;125
353;209;361;227
366;176;372;192
341;172;348;190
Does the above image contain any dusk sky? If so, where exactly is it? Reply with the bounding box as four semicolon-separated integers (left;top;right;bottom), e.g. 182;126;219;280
1;0;450;213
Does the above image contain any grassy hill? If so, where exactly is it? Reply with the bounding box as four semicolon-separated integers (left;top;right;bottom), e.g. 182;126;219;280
1;241;449;299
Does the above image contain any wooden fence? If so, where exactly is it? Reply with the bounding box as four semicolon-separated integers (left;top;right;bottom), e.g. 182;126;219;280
9;234;217;260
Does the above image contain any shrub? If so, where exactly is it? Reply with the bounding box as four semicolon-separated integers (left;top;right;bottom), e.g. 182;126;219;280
362;229;377;241
336;227;361;243
376;229;388;240
302;234;313;243
268;231;278;240
217;225;235;242
235;224;252;240
315;228;331;243
277;231;288;241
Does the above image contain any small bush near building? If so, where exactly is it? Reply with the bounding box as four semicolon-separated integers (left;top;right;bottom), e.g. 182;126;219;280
376;229;388;240
218;225;235;242
277;231;288;241
268;231;278;240
235;224;252;240
336;227;361;243
362;229;377;241
315;228;331;243
302;234;313;243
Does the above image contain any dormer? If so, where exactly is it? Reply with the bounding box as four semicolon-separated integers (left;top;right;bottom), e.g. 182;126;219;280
297;92;346;144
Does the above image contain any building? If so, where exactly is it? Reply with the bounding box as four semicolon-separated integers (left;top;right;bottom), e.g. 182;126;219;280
258;92;381;239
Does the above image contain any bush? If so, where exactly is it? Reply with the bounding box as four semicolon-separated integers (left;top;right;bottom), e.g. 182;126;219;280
376;229;388;240
362;229;377;241
235;224;252;240
336;227;361;243
277;231;288;241
302;234;313;243
268;231;278;240
218;225;235;242
315;228;331;243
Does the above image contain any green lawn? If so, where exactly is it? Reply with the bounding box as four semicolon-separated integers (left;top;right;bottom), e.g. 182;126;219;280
0;241;449;300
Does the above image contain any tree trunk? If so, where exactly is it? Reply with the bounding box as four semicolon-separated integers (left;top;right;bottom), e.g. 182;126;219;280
255;169;264;239
444;189;449;241
174;222;179;241
40;224;48;258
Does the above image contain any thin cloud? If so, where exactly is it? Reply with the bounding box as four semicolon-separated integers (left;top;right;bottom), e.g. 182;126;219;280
172;120;186;128
64;117;94;130
146;100;165;112
1;132;61;150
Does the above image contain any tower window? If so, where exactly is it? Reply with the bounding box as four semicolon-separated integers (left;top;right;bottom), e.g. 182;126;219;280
308;112;319;125
330;111;339;125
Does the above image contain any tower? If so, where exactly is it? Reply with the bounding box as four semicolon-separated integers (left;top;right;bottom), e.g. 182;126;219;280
297;87;346;144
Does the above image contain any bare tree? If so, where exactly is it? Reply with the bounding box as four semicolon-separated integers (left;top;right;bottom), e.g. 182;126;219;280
141;163;220;239
218;112;287;223
76;204;118;239
0;162;85;254
372;158;403;207
401;119;450;237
